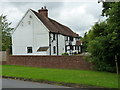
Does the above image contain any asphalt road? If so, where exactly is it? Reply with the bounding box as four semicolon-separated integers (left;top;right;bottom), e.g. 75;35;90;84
1;79;105;90
2;79;69;88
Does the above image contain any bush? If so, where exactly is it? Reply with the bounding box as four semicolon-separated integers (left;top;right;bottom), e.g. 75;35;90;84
87;37;116;72
62;52;69;56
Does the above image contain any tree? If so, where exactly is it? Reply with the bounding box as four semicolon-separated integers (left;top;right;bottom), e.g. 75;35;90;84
102;2;120;74
86;22;116;72
0;14;14;51
81;32;88;52
82;22;107;52
82;2;120;72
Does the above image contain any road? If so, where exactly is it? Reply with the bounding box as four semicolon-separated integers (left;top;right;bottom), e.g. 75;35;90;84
2;79;69;88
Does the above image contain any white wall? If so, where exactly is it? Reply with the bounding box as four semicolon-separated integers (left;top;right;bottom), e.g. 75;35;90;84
58;34;65;55
12;10;49;55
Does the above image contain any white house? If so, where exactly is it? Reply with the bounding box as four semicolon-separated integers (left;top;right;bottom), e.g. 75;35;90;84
12;6;82;55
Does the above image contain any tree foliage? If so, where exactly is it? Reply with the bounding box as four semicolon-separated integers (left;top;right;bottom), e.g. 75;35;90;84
83;2;120;72
0;14;13;51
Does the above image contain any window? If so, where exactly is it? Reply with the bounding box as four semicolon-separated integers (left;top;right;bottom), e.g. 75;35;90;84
65;36;68;41
70;45;73;50
76;37;80;40
27;47;32;53
75;46;78;50
78;46;79;50
53;33;56;40
29;15;32;18
70;37;73;41
53;46;56;54
65;46;67;52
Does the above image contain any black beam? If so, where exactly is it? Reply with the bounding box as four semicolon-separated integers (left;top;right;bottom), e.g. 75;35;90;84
56;34;59;55
49;32;51;55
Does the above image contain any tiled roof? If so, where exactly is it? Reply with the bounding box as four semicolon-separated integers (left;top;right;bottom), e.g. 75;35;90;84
76;40;82;46
31;9;79;37
37;47;49;51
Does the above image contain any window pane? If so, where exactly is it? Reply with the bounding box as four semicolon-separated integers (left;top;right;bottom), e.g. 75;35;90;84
70;37;73;41
27;47;32;53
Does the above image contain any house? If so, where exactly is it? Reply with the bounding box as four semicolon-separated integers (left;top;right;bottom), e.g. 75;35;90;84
12;6;82;55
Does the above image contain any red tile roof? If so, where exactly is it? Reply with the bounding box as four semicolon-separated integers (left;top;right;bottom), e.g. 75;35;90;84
37;47;49;51
76;40;82;46
31;9;79;37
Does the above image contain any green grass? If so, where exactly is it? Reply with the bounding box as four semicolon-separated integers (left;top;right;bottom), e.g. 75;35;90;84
1;65;118;88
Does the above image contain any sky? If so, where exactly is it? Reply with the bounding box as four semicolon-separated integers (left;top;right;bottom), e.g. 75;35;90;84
0;0;104;37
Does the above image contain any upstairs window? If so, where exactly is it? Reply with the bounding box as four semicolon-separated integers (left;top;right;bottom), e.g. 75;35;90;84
76;37;80;40
27;47;32;53
65;36;68;41
70;37;73;41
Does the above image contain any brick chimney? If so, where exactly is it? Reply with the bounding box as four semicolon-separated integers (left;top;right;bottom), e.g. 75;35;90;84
38;6;48;17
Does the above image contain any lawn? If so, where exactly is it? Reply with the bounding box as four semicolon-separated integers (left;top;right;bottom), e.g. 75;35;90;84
1;65;118;88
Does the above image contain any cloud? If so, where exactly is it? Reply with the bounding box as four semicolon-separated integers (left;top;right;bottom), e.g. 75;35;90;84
49;2;103;36
0;2;24;27
0;2;103;37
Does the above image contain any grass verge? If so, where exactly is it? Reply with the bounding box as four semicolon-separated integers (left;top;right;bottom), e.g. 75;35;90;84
1;65;118;88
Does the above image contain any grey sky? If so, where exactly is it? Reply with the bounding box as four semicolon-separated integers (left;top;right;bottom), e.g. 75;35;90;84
0;1;103;36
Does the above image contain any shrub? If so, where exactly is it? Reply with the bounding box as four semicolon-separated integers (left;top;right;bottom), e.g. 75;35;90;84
62;52;69;56
87;37;116;72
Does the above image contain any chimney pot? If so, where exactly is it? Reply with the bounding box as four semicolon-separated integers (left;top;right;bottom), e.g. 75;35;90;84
38;6;48;17
44;6;46;9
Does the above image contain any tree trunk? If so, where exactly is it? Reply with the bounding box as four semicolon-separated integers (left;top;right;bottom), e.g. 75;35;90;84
115;54;118;75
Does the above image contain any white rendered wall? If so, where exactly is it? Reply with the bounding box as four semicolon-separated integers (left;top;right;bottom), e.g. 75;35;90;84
12;10;49;55
50;33;65;55
50;33;57;55
58;34;65;55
